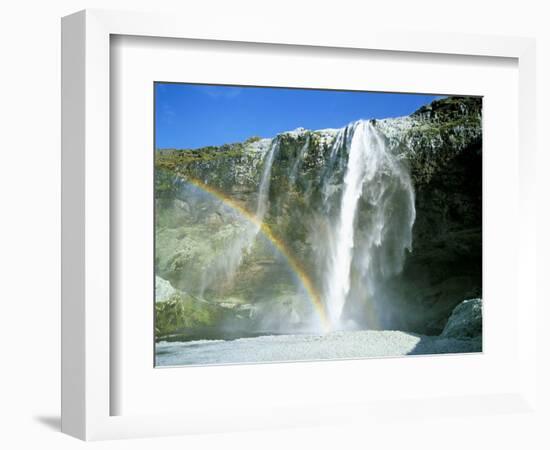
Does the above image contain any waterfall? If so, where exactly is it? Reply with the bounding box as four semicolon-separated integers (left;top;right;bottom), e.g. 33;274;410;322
255;139;278;224
196;139;279;296
189;121;415;330
324;121;415;327
223;138;278;264
289;136;309;184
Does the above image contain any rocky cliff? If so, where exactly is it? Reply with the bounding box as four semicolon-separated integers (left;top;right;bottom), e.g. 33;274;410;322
154;96;482;339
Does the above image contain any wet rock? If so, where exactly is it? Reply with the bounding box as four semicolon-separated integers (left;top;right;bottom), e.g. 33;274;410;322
155;276;177;302
441;298;482;339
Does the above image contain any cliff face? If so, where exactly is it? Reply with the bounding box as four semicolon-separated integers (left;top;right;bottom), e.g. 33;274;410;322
155;96;482;338
376;97;483;333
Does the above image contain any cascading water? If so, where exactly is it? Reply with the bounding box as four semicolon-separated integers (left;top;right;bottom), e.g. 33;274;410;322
255;139;278;225
192;121;414;331
197;139;279;295
324;120;416;328
289;136;309;184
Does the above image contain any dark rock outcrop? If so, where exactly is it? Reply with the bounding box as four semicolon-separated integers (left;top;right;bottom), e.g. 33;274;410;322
441;298;482;339
381;97;482;334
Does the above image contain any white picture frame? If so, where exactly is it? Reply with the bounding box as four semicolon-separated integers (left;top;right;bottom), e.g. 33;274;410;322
61;9;537;441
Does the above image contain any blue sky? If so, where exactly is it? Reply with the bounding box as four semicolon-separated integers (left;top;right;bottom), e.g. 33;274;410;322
155;83;442;149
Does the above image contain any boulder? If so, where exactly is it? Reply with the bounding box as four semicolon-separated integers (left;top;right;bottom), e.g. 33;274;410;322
155;276;177;302
441;298;482;339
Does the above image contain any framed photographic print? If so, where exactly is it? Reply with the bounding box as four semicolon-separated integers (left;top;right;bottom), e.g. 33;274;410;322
62;9;537;440
153;84;483;367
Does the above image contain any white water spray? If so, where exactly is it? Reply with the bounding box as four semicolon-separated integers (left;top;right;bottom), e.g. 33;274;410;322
289;137;309;184
255;139;278;224
197;139;279;295
325;121;415;327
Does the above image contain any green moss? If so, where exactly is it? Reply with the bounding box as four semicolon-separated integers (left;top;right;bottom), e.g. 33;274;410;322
155;169;179;199
155;292;224;339
245;136;262;144
155;143;246;173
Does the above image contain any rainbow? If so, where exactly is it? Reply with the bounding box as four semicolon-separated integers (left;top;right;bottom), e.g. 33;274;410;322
183;177;331;331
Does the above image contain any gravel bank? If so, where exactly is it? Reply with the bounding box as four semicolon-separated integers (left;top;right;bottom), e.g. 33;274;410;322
156;330;481;367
